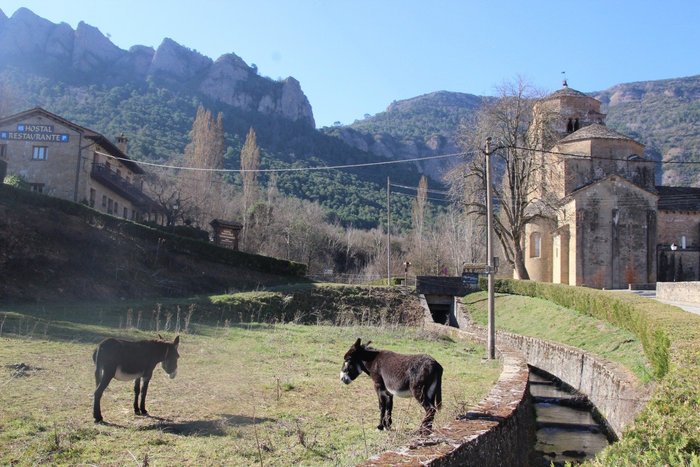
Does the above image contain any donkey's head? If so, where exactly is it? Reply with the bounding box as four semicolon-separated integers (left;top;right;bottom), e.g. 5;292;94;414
340;338;371;385
161;335;180;379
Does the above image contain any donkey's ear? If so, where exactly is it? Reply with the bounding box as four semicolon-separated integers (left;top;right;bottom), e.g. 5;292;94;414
173;335;180;346
354;338;362;347
365;340;372;348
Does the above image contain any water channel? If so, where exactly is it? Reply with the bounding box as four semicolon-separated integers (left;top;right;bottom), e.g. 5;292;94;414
529;368;616;466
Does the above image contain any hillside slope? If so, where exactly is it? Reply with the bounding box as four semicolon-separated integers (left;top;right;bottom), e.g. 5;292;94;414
336;77;700;186
0;186;305;303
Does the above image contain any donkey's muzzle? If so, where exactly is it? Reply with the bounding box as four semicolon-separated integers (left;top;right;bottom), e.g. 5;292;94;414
340;372;352;384
168;369;177;379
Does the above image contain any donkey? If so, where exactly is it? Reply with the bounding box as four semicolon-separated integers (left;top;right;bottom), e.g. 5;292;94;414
92;335;180;423
340;338;442;434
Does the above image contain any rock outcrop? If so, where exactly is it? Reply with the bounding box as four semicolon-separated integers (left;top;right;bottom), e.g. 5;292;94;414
0;7;315;127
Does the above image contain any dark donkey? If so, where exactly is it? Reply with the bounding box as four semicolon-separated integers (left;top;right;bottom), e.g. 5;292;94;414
93;335;180;423
340;338;443;434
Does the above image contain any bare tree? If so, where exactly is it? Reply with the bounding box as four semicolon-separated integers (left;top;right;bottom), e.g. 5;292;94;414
410;176;428;273
448;77;560;279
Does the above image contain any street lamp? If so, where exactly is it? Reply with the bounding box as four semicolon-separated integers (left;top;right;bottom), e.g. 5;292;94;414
485;137;496;360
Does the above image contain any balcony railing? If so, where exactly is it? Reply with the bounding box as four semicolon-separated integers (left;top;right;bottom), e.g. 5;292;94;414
90;163;155;207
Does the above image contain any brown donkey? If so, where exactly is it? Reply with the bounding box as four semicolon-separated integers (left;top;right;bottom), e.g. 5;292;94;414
340;338;442;434
92;335;180;423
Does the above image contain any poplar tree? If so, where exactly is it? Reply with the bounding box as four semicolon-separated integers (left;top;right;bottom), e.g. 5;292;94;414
182;106;224;224
240;127;260;243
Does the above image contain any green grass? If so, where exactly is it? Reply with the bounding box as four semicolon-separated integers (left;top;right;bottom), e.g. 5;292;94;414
463;291;653;382
0;298;500;466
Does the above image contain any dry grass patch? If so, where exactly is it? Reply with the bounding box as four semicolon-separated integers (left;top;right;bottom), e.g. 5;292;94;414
0;323;500;465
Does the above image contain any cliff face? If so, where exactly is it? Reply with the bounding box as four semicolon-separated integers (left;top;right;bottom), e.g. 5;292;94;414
0;7;315;127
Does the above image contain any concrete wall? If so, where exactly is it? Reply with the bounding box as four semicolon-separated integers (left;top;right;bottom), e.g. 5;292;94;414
657;281;700;304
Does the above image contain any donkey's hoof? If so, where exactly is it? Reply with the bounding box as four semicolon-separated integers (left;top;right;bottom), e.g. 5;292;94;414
376;425;385;431
94;417;104;424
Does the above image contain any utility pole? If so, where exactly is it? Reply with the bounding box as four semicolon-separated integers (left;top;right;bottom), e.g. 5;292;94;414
485;137;496;359
387;176;391;286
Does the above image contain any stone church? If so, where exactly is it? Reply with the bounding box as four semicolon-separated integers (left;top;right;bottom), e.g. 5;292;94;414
523;83;700;289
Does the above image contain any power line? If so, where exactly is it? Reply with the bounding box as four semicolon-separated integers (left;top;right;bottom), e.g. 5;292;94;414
509;145;700;165
95;150;471;173
390;183;451;196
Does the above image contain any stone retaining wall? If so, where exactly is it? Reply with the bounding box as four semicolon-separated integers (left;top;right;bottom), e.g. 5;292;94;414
454;303;649;438
360;323;534;466
360;298;650;465
657;281;700;304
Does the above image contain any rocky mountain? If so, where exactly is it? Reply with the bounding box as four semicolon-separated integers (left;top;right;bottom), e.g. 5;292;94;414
594;75;700;186
0;7;314;126
334;78;700;187
324;91;484;180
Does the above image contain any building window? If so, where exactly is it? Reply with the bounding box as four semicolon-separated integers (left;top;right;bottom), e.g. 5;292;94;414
89;188;96;207
102;195;107;207
114;201;119;215
29;183;44;193
32;146;48;160
107;198;113;214
530;232;542;258
123;207;128;219
0;143;6;158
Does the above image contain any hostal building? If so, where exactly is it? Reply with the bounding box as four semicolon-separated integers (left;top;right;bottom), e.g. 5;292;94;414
0;107;159;221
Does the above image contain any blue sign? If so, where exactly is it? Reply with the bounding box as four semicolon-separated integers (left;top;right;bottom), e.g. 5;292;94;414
461;272;479;287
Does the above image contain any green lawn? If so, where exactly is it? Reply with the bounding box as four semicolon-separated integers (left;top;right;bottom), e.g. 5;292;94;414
0;300;500;466
463;291;653;382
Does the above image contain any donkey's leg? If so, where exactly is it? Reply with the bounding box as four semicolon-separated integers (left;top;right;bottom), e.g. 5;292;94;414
413;385;436;434
133;378;142;415
93;371;114;423
375;389;388;430
138;375;151;416
383;393;394;430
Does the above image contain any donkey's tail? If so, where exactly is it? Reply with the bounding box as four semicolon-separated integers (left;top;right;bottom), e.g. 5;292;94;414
92;347;100;387
434;368;443;411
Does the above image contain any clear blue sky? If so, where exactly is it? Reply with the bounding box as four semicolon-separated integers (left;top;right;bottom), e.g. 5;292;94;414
2;1;699;128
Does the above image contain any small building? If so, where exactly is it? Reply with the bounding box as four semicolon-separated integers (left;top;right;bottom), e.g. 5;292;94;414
210;219;242;251
0;107;160;221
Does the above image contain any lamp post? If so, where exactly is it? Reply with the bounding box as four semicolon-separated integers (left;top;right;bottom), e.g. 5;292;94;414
485;137;496;360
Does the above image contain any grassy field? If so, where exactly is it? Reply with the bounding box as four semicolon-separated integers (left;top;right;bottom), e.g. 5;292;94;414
463;291;653;382
0;299;501;466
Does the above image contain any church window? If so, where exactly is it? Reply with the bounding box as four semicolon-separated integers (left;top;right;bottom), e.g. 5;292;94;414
574;118;580;131
530;232;542;258
566;119;574;133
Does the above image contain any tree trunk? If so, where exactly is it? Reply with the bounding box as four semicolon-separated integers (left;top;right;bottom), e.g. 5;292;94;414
513;244;530;280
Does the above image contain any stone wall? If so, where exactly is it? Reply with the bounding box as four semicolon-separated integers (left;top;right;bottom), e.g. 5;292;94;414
454;304;648;438
360;323;535;467
361;300;650;465
657;281;700;304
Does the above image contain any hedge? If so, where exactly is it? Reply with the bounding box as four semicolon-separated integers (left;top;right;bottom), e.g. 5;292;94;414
0;184;307;277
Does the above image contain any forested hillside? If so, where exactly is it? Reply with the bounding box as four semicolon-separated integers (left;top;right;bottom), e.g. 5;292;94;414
595;75;700;186
0;8;435;230
335;77;700;187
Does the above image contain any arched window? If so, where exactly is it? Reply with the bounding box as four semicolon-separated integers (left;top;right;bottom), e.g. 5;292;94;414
574;118;580;131
566;119;574;133
530;232;542;258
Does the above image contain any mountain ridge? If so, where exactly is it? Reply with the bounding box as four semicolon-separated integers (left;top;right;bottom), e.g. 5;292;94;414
0;7;314;127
